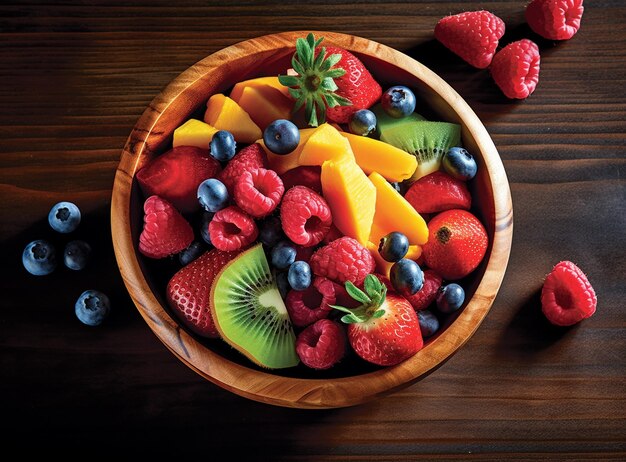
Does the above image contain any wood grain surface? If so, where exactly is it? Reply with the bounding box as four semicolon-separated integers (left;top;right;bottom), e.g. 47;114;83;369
1;0;624;459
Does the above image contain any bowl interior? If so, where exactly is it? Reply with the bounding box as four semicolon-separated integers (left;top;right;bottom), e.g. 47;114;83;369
112;31;512;408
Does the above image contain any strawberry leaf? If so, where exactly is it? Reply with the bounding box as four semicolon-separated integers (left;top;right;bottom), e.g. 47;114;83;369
344;281;371;304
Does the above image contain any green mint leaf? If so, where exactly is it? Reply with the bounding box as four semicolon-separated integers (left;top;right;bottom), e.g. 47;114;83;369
345;281;371;304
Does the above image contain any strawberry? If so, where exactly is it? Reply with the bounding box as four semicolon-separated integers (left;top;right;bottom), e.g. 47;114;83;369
422;209;488;280
167;249;240;338
136;145;221;214
404;171;471;214
278;33;382;126
333;275;423;367
138;195;194;259
434;10;506;69
526;0;584;41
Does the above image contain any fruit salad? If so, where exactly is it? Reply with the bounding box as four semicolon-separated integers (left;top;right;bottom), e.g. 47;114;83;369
134;33;489;372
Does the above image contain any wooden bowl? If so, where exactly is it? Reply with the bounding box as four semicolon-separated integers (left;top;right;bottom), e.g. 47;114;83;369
111;31;512;409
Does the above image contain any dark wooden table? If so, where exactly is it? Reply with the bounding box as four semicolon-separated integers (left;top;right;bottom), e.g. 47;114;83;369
1;1;624;459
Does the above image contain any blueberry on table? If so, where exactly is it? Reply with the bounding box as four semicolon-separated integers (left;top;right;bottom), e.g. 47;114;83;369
436;283;465;313
271;240;297;270
210;130;237;162
63;240;91;271
442;147;478;181
417;310;440;338
75;290;111;326
348;109;377;136
381;85;416;118
197;178;229;213
22;239;57;276
288;260;312;291
378;231;410;262
390;258;424;296
48;201;81;233
263;119;300;155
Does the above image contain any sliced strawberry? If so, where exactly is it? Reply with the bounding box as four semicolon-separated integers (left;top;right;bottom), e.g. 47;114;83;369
136;146;221;214
405;171;471;214
541;261;596;326
138;195;194;259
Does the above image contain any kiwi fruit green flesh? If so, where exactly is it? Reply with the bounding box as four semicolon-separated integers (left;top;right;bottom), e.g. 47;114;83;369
379;118;461;182
210;243;299;369
372;103;426;137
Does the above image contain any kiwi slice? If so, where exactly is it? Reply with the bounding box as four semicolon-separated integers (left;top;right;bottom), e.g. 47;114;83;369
372;103;427;136
377;115;461;182
210;243;299;369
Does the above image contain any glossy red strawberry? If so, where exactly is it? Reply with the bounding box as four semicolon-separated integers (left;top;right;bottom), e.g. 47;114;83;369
136;145;221;214
405;171;472;214
335;275;423;366
138;195;194;259
166;248;240;338
422;209;488;280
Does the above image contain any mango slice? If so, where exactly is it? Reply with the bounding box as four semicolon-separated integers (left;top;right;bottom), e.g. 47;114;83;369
299;123;355;166
340;132;418;182
321;158;376;246
230;76;292;102
204;94;262;144
368;171;429;245
173;119;218;149
233;85;293;130
259;128;316;175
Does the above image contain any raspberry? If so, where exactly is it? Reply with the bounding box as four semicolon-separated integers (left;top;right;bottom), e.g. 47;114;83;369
526;0;584;41
294;244;315;263
285;276;337;328
208;205;258;251
280;186;332;247
434;10;505;69
139;195;194;259
322;224;344;244
280;166;322;194
310;237;376;286
491;39;541;100
218;143;268;195
541;261;597;326
234;168;284;218
404;270;443;311
296;319;347;370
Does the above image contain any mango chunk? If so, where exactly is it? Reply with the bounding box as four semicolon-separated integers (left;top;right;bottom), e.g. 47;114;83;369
230;76;292;102
173;119;218;149
259;128;316;175
299;123;355;166
233;85;293;130
340;132;418;182
321;159;376;246
368;171;429;245
204;94;262;144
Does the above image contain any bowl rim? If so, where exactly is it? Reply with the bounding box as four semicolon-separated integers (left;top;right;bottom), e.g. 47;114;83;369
111;30;513;409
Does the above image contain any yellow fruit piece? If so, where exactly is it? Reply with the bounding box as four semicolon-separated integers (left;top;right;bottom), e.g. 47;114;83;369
259;128;316;175
298;123;355;166
321;158;376;246
234;85;293;130
203;93;261;144
367;241;422;278
172;119;218;148
368;171;429;245
340;132;418;182
230;76;292;102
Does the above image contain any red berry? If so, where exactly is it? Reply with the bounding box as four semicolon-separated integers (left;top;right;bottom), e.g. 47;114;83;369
310;237;376;286
296;319;347;370
405;171;472;214
209;205;258;251
280;166;322;194
294;244;315;263
404;270;443;311
138;195;194;259
280;186;332;247
422;209;488;281
491;39;541;99
434;10;506;69
322;224;343;244
166;249;240;338
218;143;268;195
234;168;284;218
285;276;337;328
136;146;222;214
526;0;584;41
541;261;596;326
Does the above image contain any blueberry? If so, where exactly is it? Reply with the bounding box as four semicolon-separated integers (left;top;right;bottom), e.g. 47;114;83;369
381;85;416;118
436;283;465;313
210;130;237;162
442;147;478;181
48;201;81;233
348;109;377;136
378;231;409;263
200;212;213;246
390;258;424;296
179;240;205;266
22;240;57;276
197;178;229;212
75;290;111;326
417;310;440;338
271;241;297;269
259;215;285;248
263;119;300;155
276;271;290;299
63;240;91;271
287;261;312;291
